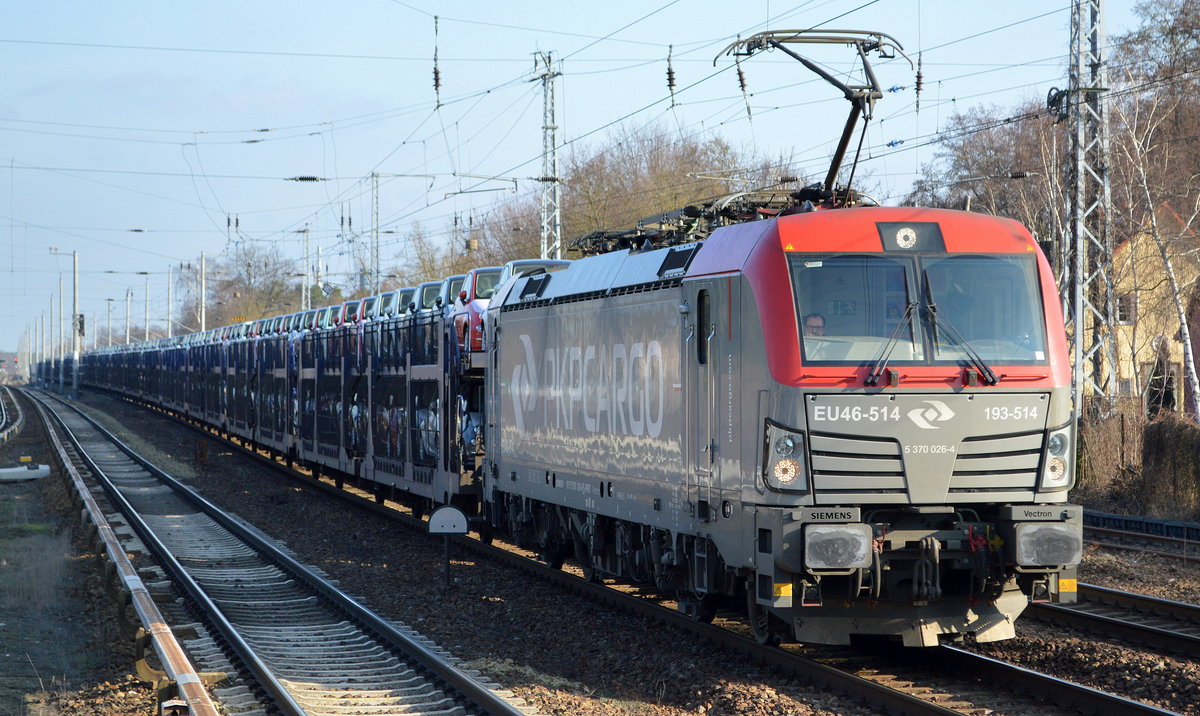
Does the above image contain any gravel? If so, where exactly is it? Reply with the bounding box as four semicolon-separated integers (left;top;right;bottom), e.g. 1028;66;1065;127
28;388;1200;715
976;620;1200;714
0;389;156;716
1078;544;1200;603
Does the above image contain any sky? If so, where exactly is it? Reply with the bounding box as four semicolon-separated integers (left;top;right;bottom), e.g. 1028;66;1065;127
1;0;1142;355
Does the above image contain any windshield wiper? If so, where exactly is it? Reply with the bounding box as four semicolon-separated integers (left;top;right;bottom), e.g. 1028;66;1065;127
922;269;999;385
865;300;918;386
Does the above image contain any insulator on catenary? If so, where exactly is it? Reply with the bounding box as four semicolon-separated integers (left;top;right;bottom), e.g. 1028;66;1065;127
667;45;676;90
914;52;924;112
667;45;677;108
737;67;748;92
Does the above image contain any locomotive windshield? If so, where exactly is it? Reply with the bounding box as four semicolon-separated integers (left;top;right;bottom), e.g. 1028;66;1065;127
791;253;1047;366
921;254;1047;365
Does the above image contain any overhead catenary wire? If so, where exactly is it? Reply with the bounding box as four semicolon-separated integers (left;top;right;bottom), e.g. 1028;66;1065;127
5;2;1159;336
272;1;1080;241
169;2;892;248
13;50;1174;268
370;0;891;233
0;4;1082;163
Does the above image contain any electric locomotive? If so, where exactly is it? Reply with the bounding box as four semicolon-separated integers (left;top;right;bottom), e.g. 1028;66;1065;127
483;205;1079;646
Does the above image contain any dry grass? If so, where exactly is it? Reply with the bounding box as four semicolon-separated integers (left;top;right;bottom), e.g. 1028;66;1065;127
1140;414;1200;519
1076;406;1200;521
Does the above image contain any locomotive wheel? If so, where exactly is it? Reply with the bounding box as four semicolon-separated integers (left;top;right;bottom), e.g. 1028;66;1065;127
746;586;783;646
679;591;717;623
568;535;601;582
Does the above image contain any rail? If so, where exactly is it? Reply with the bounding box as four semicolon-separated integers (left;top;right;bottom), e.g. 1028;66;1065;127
1030;583;1200;658
1084;525;1200;564
0;385;24;443
1084;508;1200;543
38;389;530;716
23;388;221;716
937;646;1175;715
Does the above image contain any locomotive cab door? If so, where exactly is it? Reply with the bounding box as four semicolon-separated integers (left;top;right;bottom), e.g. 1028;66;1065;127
687;282;718;522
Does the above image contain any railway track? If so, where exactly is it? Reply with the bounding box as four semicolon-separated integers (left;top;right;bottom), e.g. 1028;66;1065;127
1030;584;1200;658
525;570;1180;715
1085;525;1200;564
28;388;533;716
85;393;1187;716
0;384;23;442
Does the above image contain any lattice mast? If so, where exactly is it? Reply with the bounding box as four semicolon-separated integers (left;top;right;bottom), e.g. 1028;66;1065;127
535;52;563;260
1066;0;1116;409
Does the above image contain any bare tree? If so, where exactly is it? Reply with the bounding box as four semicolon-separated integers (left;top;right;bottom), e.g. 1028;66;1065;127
904;102;1069;251
176;242;302;329
562;124;745;236
383;123;790;284
1112;82;1200;417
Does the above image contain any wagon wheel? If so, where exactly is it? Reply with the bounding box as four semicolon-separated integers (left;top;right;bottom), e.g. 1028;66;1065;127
539;549;566;570
568;531;602;583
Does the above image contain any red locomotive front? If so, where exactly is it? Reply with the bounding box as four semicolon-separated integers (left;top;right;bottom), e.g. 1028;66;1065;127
686;206;1080;645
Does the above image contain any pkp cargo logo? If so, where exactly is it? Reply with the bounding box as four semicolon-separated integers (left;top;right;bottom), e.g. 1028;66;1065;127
509;335;539;433
907;400;955;430
507;332;667;438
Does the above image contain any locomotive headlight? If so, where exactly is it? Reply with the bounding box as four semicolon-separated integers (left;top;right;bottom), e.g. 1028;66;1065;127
774;435;797;457
1015;522;1082;566
773;458;801;483
764;422;808;492
1047;433;1067;457
1039;425;1074;492
805;524;873;570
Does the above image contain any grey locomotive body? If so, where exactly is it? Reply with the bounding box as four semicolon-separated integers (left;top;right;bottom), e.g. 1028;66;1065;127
484;207;1080;646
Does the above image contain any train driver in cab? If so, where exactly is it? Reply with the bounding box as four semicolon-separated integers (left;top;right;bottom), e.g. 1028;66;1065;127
803;312;826;336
